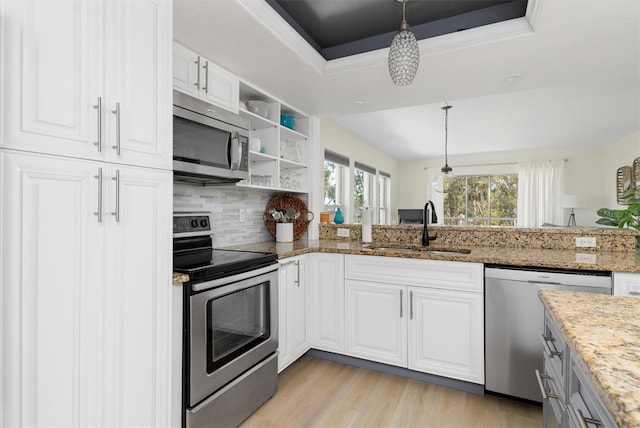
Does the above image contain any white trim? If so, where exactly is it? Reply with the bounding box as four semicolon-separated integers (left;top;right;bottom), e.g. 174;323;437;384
234;0;541;76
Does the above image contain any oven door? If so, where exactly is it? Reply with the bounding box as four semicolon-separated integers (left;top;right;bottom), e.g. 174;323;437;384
188;265;278;407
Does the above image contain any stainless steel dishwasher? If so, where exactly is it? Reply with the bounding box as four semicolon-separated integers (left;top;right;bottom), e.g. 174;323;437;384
484;266;611;403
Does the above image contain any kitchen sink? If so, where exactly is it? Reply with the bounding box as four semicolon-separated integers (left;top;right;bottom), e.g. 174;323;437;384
363;243;471;255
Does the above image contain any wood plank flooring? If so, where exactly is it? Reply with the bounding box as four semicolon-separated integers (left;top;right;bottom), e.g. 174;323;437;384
241;356;542;428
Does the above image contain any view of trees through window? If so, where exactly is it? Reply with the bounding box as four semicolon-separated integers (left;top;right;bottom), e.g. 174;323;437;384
324;160;338;206
443;174;518;226
353;167;375;223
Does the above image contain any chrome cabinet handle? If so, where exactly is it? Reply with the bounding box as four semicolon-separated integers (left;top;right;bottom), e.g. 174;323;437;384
203;60;209;93
629;290;640;296
534;370;558;401
399;289;403;318
93;97;102;152
295;260;300;287
409;290;414;320
94;167;103;222
194;56;201;90
574;408;602;428
540;333;563;358
111;170;120;222
111;102;121;155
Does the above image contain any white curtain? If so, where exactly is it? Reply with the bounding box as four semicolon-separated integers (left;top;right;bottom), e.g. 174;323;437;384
517;160;565;227
425;168;444;222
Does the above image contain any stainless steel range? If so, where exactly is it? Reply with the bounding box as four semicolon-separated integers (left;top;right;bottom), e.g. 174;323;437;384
174;212;279;428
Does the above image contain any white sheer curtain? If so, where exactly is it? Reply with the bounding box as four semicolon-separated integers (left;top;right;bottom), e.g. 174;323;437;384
425;168;444;222
517;160;565;227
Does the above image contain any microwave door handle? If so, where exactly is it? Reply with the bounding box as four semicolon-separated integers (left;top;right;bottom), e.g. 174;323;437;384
229;132;241;170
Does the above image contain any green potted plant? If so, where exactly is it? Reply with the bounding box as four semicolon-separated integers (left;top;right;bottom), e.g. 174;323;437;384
596;191;640;230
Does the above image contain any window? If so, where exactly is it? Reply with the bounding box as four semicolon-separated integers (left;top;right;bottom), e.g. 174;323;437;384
443;174;518;226
378;172;391;225
324;150;349;214
353;162;376;224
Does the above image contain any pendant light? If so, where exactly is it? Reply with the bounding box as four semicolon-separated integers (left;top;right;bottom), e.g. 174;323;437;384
388;0;420;86
432;105;454;193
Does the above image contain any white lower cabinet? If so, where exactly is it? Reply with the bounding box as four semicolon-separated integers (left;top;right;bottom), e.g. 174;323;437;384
345;279;407;367
0;151;173;427
613;272;640;297
278;255;309;372
344;255;484;384
408;287;484;383
308;253;345;353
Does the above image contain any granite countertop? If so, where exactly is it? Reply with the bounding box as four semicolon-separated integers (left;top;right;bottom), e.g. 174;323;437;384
220;239;640;272
173;239;640;283
539;290;640;427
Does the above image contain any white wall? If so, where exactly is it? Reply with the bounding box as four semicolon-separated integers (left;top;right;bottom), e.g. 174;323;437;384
397;130;640;227
319;119;401;222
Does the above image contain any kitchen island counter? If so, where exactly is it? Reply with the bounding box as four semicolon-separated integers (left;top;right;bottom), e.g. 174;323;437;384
539;289;640;428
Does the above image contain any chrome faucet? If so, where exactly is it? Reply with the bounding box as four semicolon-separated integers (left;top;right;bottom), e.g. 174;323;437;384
422;201;438;246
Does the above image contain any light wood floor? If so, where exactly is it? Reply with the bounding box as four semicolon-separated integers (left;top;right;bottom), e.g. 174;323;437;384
241;356;542;428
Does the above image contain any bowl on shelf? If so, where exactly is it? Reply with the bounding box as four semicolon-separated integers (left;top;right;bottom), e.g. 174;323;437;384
246;100;269;118
280;114;296;130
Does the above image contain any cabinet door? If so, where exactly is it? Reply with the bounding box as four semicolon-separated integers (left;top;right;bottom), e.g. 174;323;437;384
408;287;484;384
106;0;172;169
277;257;308;372
172;42;200;97
1;151;105;427
309;253;345;353
0;0;103;159
613;272;640;297
200;59;240;113
102;165;173;427
345;279;407;367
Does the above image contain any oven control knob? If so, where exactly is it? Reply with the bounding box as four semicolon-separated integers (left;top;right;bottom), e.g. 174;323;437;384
190;219;198;228
200;219;208;228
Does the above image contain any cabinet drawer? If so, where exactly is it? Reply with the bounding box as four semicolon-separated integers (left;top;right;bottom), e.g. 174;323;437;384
345;255;483;292
568;360;616;428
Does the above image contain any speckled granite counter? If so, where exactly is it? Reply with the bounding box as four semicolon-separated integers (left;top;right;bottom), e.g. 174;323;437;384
221;239;640;272
539;290;640;427
173;239;640;283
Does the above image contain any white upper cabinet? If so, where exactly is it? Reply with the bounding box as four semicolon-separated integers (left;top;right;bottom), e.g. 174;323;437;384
172;42;239;113
1;0;172;169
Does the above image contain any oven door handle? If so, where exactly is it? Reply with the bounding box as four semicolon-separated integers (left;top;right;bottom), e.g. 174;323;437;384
191;264;279;292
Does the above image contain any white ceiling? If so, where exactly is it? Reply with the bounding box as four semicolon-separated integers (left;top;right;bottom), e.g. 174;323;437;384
174;0;640;161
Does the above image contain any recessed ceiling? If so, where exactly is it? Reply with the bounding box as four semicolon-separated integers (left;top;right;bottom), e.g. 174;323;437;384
173;0;640;160
267;0;527;59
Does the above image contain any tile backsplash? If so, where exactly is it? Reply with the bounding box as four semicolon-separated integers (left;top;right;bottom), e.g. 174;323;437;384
174;184;277;247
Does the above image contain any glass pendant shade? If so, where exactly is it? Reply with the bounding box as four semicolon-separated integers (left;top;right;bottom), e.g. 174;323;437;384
388;1;420;86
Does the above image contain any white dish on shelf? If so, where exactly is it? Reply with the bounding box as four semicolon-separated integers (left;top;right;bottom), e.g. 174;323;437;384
246;100;269;118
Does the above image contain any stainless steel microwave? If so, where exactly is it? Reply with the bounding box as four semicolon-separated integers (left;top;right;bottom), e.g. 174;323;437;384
173;91;249;185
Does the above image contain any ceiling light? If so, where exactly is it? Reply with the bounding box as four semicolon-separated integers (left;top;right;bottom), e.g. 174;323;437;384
388;0;420;86
433;105;454;193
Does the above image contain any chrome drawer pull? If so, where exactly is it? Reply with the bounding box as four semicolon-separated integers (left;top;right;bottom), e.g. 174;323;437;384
111;102;121;155
93;97;102;152
111;170;120;222
534;370;558;401
629;290;640;296
574;408;602;428
399;289;403;318
94;167;103;222
194;56;201;90
540;333;563;358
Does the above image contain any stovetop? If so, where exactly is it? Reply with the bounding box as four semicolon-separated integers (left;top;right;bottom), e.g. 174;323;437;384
173;212;278;284
174;249;277;282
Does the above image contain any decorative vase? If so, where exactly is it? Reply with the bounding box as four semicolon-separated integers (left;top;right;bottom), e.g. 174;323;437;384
276;222;293;243
334;208;344;224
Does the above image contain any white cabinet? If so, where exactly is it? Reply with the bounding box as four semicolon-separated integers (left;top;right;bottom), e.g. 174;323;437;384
0;151;173;427
172;42;239;113
344;255;484;384
345;279;407;367
308;253;345;353
408;287;484;383
0;0;172;170
278;256;310;372
613;272;640;297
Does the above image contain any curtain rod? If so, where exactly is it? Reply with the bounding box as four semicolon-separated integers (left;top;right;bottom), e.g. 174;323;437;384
423;159;568;170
